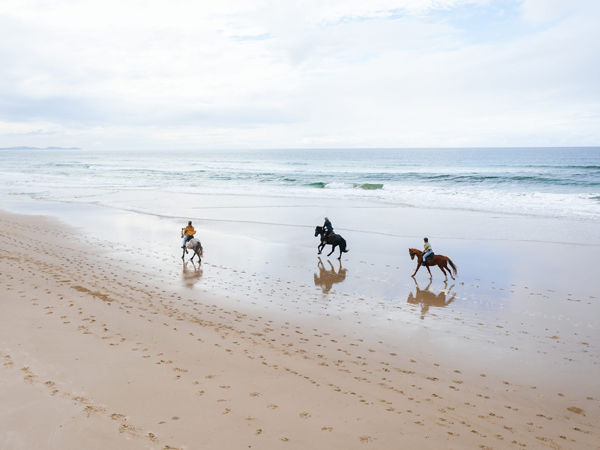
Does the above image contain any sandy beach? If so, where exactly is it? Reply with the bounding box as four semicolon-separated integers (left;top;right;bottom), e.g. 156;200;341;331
1;197;599;450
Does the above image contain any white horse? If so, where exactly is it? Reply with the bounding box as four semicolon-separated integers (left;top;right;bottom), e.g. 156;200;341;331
181;230;203;262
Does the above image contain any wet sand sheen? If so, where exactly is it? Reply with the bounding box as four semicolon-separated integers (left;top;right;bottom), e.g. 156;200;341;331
0;203;599;449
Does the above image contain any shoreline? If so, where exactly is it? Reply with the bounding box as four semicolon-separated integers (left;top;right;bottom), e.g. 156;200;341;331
1;199;599;449
2;192;600;246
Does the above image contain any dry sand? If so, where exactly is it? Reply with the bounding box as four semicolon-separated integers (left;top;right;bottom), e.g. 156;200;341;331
1;205;599;450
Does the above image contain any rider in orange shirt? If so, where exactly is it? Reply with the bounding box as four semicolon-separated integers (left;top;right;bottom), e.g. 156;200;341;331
182;221;195;248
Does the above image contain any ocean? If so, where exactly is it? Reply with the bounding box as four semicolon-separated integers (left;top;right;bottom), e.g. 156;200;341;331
1;147;599;222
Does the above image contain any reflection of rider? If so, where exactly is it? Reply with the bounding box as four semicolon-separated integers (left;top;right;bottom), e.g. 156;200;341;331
182;260;203;289
182;221;195;248
422;237;433;265
314;258;347;294
323;217;333;239
408;278;456;319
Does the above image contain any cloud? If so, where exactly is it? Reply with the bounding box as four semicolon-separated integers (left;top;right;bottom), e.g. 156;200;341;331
0;0;598;148
520;0;600;24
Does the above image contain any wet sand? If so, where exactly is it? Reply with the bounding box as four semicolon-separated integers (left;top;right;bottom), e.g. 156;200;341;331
1;198;599;449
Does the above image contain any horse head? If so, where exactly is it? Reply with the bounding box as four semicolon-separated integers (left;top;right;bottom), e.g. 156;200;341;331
409;248;421;260
315;226;323;237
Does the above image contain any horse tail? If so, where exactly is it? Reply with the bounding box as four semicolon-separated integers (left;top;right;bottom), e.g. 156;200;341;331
341;238;349;253
446;257;457;276
195;241;203;257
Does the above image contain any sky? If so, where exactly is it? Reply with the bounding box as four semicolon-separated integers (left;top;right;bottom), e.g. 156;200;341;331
0;0;599;150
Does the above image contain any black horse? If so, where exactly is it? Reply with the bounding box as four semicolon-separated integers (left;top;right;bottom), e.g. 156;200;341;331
314;226;349;259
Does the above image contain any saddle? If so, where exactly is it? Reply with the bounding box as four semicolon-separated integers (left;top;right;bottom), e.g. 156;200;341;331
423;253;435;265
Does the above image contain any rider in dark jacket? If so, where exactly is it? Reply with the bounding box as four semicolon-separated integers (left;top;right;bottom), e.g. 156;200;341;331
323;217;333;238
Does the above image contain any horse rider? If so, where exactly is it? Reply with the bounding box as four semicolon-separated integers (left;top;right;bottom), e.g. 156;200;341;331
422;237;434;265
323;217;334;239
182;221;196;248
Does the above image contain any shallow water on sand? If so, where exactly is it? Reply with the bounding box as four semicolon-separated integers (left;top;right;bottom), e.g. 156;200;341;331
2;198;598;393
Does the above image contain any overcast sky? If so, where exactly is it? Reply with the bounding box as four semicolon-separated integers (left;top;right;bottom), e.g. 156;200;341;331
1;0;599;149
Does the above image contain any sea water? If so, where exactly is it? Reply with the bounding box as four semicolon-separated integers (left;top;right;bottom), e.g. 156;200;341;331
0;147;599;222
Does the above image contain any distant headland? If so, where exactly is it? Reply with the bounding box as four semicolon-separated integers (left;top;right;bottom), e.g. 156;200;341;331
0;146;81;150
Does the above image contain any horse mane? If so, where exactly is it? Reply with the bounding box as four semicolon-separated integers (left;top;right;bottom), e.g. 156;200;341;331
409;248;423;255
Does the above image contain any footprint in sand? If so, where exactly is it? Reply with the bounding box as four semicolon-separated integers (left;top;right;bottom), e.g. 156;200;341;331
567;407;585;415
299;412;311;419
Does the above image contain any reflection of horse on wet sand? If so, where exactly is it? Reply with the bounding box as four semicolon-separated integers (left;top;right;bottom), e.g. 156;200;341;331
407;279;456;318
314;258;347;294
182;260;203;289
409;248;457;280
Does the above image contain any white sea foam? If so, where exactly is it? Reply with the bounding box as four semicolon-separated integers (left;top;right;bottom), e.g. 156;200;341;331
1;148;599;222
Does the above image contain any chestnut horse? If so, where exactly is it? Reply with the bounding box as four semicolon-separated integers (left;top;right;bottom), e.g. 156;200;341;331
409;248;457;280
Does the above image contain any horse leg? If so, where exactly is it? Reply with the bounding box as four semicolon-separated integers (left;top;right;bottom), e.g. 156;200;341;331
181;246;186;259
327;244;336;257
411;263;421;278
446;262;455;280
426;264;432;278
318;239;325;254
439;265;448;280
